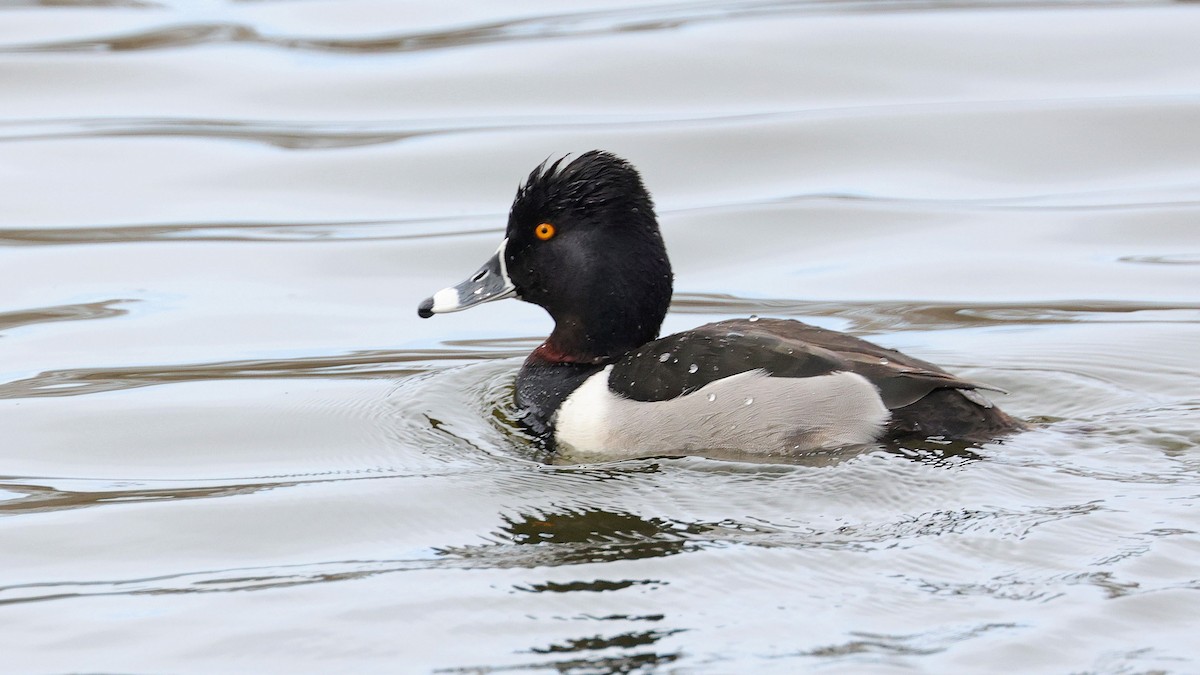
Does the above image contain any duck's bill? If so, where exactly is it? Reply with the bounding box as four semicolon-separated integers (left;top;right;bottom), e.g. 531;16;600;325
418;239;516;318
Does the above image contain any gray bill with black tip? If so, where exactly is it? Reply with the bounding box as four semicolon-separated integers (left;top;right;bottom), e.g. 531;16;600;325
418;239;515;318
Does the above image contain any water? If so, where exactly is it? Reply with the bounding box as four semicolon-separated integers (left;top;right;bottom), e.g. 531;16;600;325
2;0;1199;672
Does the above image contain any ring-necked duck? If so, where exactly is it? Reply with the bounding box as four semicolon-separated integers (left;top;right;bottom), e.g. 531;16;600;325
419;151;1025;461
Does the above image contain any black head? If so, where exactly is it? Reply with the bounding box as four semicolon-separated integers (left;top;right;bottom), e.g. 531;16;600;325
417;151;673;363
503;151;673;361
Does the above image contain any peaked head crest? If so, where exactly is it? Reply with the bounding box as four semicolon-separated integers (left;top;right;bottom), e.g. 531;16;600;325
508;151;654;230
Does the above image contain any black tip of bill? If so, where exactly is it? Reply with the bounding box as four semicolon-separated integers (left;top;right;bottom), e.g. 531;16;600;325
417;298;435;318
416;238;515;320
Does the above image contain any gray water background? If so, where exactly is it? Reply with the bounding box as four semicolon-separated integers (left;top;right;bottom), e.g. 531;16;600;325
2;0;1199;672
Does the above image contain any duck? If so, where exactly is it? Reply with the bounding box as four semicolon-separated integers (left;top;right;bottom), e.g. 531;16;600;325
418;150;1025;461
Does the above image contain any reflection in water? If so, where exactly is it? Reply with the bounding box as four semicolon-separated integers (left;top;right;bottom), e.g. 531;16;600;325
0;348;526;399
526;629;684;662
882;437;985;464
0;558;420;607
0;215;499;245
796;623;1019;660
0;493;1133;607
908;569;1142;602
441;507;699;566
671;293;1200;334
437;649;680;675
448;508;691;672
524;644;681;672
0;299;134;334
0;479;275;516
2;0;1175;55
515;579;657;594
1118;253;1200;265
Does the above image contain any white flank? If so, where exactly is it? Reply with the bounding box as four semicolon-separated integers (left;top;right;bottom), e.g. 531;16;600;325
554;366;618;456
555;369;890;463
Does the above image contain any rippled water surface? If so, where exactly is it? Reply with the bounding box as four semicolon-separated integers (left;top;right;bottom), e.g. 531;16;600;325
3;0;1200;672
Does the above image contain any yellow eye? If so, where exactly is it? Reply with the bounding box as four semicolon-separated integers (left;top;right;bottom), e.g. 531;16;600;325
535;222;555;241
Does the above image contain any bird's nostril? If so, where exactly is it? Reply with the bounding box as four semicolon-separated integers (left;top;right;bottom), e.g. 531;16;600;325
471;269;488;282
